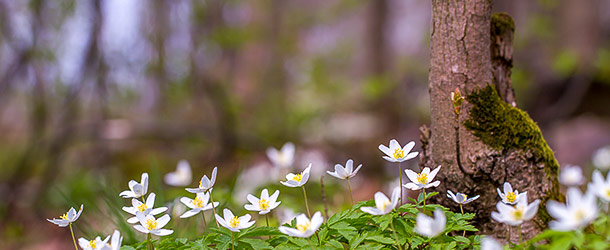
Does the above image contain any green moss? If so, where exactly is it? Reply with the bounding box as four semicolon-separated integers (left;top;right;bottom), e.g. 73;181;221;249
491;13;515;35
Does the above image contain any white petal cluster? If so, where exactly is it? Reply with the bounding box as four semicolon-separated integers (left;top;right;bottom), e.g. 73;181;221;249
278;212;323;238
558;165;584;186
267;142;296;169
403;166;441;190
215;208;256;232
77;230;122;250
122;193;168;224
133;212;173;236
360;187;400;215
415;209;446;237
164;160;192;187
119;173;149;199
186;167;218;194
491;194;540;226
496;182;526;205
589;170;610;203
244;189;281;215
47;204;83;227
378;139;419;163
447;190;479;204
327;159;362;180
547;188;598;231
481;236;503;250
179;192;219;218
280;164;311;187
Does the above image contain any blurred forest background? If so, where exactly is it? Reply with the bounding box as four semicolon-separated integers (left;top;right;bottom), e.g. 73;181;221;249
1;0;610;248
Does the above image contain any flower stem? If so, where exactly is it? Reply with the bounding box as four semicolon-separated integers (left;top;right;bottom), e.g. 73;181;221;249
231;232;235;250
302;186;311;217
209;191;220;227
389;215;403;250
346;178;354;205
147;233;151;250
398;162;403;206
265;214;270;227
507;225;512;245
307;238;315;250
460;204;465;236
68;223;78;250
518;224;522;244
201;212;208;233
422;188;426;210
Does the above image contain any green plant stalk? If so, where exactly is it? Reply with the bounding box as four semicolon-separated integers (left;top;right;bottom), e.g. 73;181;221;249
398;162;403;205
302;186;311;217
389;216;403;250
347;178;354;205
231;232;235;250
201;212;208;232
265;214;270;227
307;238;315;250
460;204;465;236
422;188;426;209
507;225;512;245
209;191;220;227
518;224;522;244
147;233;151;250
68;223;78;250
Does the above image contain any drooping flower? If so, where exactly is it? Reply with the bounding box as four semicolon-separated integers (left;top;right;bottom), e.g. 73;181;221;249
378;139;419;163
179;191;219;218
280;164;311;187
558;165;584;186
215;208;256;232
133;212;173;236
267;142;295;169
491;194;540;226
593;145;610;170
327;159;362;180
186;167;218;194
447;190;479;204
547;188;598;231
164;160;192;187
415;209;446;237
122;193;168;224
403;166;441;190
119;173;149;199
78;236;110;250
588;170;610;203
47;204;84;227
244;189;281;215
481;236;503;250
278;212;323;238
360;187;401;215
496;182;526;205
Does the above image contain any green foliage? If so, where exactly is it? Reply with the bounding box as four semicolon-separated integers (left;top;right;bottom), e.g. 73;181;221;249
516;215;610;249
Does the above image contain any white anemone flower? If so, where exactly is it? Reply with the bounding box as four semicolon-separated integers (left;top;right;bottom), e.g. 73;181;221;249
122;193;168;224
447;190;480;204
109;230;122;250
267;142;295;169
119;173;149;199
278;212;323;238
133;212;173;236
403;166;441;190
547;188;598;231
244;189;281;215
491;195;540;226
164;160;192;187
280;164;311;187
588;170;610;203
47;204;84;227
78;235;110;250
378;139;419;163
179;192;219;218
186;167;218;194
559;165;584;186
327;159;362;180
415;209;446;237
496;182;526;205
481;236;503;250
360;187;401;215
215;208;256;232
593;145;610;170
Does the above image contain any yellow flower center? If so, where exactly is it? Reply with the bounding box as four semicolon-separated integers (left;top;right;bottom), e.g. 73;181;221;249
199;179;203;188
297;222;311;232
137;204;147;212
291;173;303;182
393;148;405;159
574;209;585;221
378;199;391;211
259;199;269;210
229;216;240;228
416;173;428;184
506;192;517;203
193;197;204;208
145;219;157;230
60;212;69;220
605;189;610;198
90;240;97;248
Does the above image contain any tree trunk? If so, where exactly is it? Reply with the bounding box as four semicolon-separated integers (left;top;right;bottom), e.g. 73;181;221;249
420;0;561;241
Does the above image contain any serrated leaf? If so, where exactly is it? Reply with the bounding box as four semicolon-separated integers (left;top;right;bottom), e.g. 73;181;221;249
239;238;271;249
239;226;282;238
365;235;395;244
349;232;367;248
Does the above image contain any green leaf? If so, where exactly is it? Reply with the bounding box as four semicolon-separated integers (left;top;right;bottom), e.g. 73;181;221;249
239;226;282;238
365;235;395;244
239;238;271;249
325;239;344;249
349;232;367;249
452;235;470;244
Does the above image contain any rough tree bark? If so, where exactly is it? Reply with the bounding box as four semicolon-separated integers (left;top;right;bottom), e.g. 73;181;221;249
419;0;561;242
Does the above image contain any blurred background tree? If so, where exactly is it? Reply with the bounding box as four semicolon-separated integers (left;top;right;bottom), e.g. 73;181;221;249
0;0;608;248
